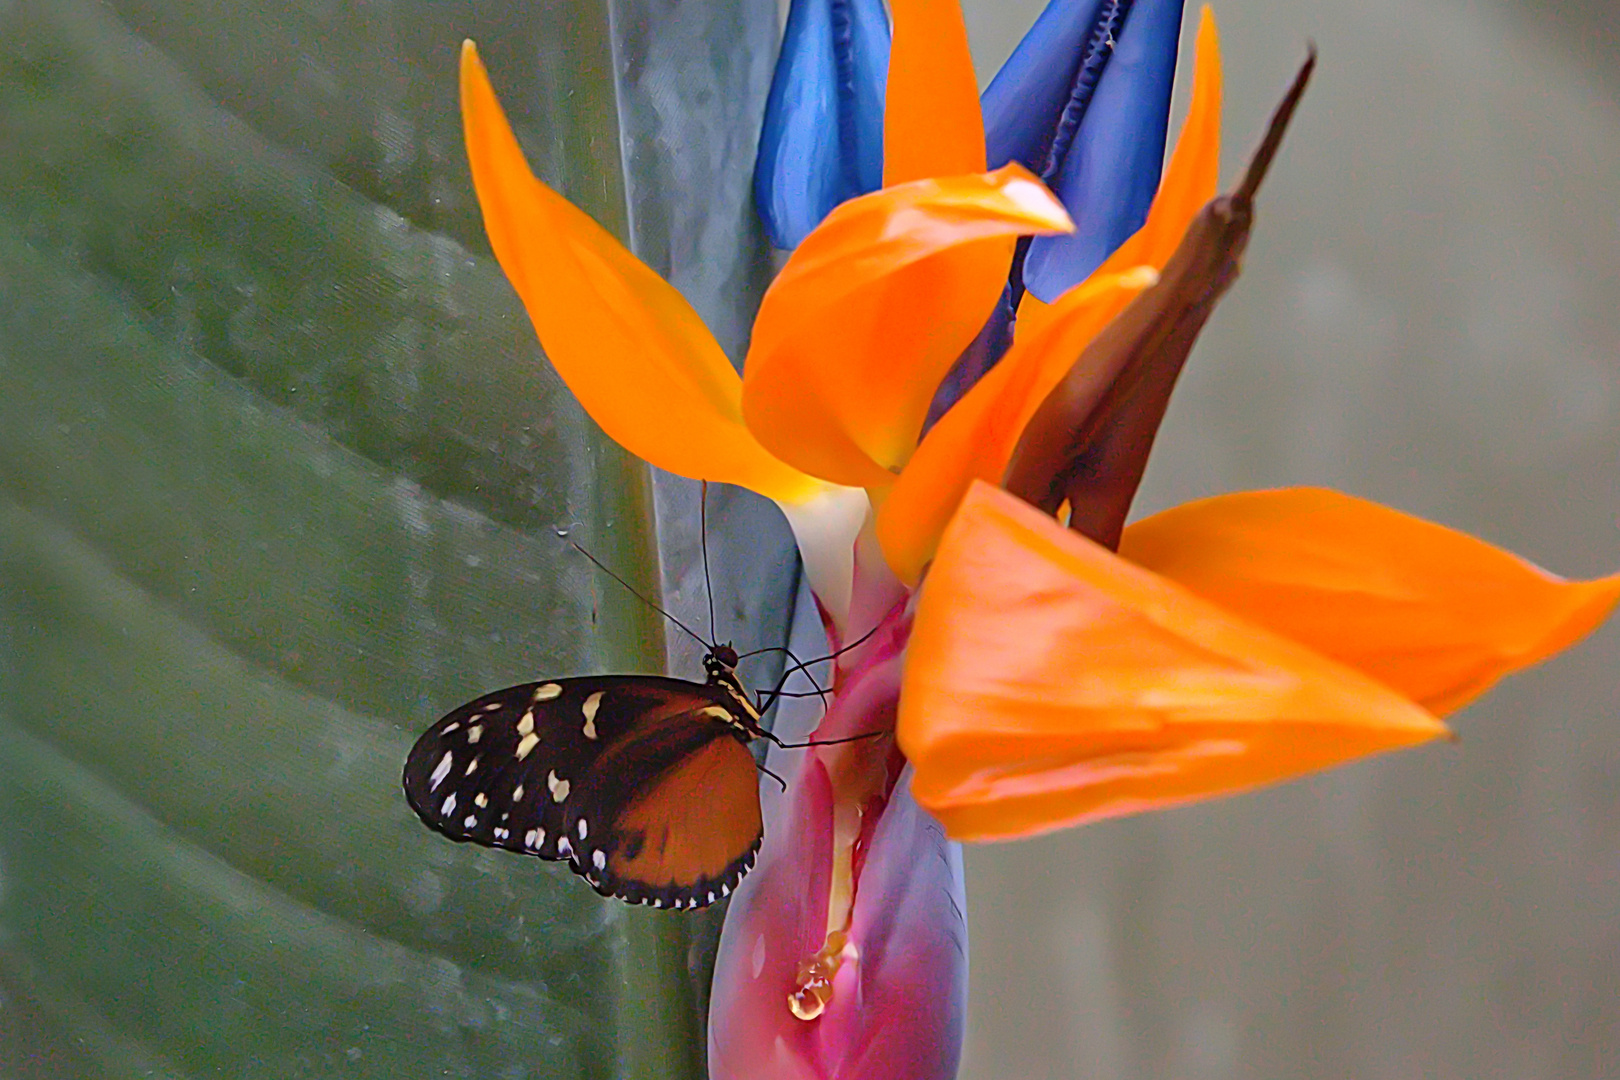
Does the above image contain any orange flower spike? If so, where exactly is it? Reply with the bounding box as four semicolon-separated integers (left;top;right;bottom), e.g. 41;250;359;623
884;0;985;186
741;166;1073;490
1121;489;1620;717
900;483;1451;842
459;41;820;503
876;10;1225;584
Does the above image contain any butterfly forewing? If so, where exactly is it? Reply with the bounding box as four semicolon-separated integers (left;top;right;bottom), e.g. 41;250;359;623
403;680;583;860
402;673;765;909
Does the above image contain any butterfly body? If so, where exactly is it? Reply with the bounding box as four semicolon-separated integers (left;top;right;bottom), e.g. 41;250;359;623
402;646;768;910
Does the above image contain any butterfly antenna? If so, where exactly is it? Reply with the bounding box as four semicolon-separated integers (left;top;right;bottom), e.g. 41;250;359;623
565;538;711;653
700;481;718;646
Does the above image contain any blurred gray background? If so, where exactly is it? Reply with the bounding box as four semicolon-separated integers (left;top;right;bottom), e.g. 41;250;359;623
959;2;1620;1078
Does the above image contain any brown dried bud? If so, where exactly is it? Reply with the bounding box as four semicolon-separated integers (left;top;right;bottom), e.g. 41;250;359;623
1003;47;1317;551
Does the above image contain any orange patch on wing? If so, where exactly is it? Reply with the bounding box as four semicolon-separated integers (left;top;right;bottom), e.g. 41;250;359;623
611;736;763;886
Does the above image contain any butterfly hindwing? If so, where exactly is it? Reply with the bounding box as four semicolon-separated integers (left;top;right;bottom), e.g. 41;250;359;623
561;704;763;909
403;674;764;908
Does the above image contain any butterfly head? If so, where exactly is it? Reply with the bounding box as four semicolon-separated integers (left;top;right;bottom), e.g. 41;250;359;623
703;643;763;728
706;643;740;679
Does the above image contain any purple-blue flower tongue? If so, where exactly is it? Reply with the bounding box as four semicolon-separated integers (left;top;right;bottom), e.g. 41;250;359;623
754;0;889;250
928;0;1186;425
986;0;1186;303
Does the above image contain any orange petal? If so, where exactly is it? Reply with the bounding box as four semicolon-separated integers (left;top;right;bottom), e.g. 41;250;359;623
741;165;1072;490
900;482;1448;842
1120;488;1620;717
885;0;985;186
876;267;1158;584
876;10;1223;583
459;41;820;503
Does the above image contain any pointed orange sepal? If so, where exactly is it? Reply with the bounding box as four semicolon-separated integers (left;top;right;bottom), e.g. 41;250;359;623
900;483;1449;842
1120;488;1620;717
885;0;986;187
742;165;1072;490
459;41;820;503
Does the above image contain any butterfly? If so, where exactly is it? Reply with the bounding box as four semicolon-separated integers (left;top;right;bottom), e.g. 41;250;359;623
402;641;773;910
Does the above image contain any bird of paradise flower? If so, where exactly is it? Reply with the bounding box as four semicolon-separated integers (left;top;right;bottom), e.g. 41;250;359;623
457;1;1619;1078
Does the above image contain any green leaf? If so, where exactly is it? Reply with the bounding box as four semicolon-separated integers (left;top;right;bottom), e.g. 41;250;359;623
0;0;782;1075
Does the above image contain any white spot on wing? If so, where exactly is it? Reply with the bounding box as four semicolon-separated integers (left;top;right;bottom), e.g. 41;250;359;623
463;815;477;828
517;710;534;736
474;793;488;808
699;706;732;723
515;732;539;760
533;683;563;702
464;757;479;775
593;850;606;871
467;724;483;744
577;818;588;840
548;770;570;803
511;785;525;802
524;828;540;849
429;752;453;790
440;794;457;817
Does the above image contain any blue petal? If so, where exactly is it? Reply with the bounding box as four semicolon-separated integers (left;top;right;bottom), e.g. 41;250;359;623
982;0;1112;174
754;0;889;250
1019;0;1187;301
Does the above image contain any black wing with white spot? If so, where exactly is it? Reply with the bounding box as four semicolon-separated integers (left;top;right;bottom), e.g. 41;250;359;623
402;674;763;908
